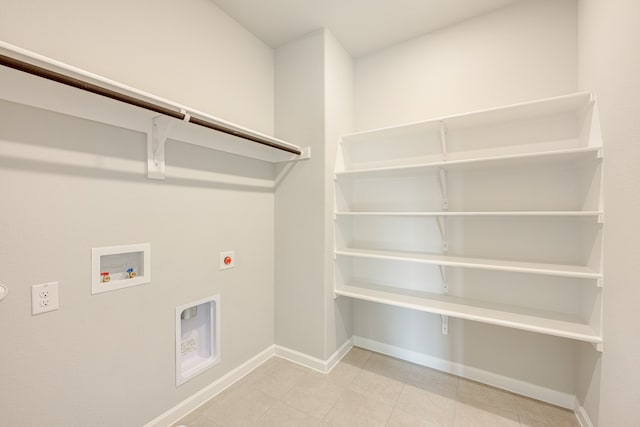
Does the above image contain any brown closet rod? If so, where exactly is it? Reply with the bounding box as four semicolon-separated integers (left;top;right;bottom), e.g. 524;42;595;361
0;53;302;156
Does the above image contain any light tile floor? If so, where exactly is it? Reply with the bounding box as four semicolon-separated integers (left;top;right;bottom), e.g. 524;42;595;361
174;347;580;427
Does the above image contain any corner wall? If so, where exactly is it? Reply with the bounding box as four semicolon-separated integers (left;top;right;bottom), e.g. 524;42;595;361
577;0;640;425
274;31;327;359
351;0;581;397
324;31;355;356
274;29;354;361
354;0;577;131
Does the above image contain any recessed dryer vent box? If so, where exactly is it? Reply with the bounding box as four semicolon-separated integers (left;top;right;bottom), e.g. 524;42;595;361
176;295;220;386
91;243;151;295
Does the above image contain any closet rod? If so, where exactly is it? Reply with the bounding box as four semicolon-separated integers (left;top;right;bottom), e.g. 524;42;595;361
0;53;302;156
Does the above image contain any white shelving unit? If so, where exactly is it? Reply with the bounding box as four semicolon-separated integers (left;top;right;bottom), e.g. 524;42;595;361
333;92;604;350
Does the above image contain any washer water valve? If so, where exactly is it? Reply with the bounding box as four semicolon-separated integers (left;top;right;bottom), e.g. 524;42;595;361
127;268;137;279
101;272;111;283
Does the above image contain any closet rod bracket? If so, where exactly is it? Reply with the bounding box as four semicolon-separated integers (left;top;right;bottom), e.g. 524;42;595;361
277;146;312;162
147;115;173;180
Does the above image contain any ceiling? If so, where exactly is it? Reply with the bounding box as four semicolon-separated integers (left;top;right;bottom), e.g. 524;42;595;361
210;0;521;57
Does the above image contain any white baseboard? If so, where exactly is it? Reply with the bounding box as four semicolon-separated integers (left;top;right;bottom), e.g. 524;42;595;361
146;336;588;427
353;336;576;410
143;339;354;427
275;337;353;373
574;403;595;427
326;338;354;373
143;345;275;427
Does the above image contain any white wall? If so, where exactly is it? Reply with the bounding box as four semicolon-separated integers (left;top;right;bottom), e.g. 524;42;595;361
323;32;354;356
577;0;640;425
274;31;327;359
0;0;274;134
0;1;278;426
274;29;354;361
350;0;581;397
354;0;577;131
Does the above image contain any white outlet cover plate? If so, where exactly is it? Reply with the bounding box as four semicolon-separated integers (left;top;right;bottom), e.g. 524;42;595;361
31;282;59;315
219;250;235;270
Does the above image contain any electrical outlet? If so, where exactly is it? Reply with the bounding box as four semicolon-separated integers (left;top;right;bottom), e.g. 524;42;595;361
32;282;59;315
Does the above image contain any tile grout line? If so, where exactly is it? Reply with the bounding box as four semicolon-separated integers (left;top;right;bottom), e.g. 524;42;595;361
385;379;408;427
322;361;365;425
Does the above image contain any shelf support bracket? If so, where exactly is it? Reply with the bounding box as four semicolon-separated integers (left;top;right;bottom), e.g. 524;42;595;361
438;168;449;210
438;265;449;294
436;216;449;253
592;342;603;352
441;315;449;335
439;121;448;161
147;115;173;180
596;278;603;288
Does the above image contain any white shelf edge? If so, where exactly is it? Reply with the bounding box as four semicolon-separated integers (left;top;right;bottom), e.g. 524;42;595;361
335;211;603;217
336;146;602;177
335;283;601;344
335;248;602;279
342;91;593;142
